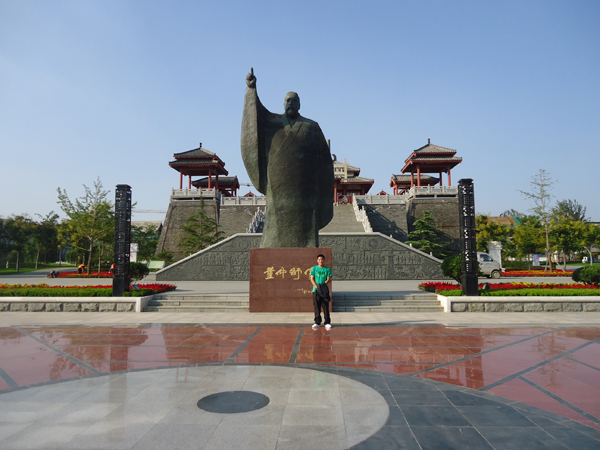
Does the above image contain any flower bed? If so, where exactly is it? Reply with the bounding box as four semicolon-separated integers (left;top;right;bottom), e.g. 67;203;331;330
0;283;176;297
419;281;600;296
502;270;574;277
48;271;113;278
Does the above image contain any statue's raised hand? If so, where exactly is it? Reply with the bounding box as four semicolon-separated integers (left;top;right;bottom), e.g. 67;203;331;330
246;67;256;88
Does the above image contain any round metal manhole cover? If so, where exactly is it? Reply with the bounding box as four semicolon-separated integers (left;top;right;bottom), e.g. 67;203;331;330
197;390;270;414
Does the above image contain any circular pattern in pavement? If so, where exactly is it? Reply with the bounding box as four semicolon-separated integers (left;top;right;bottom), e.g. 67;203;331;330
0;365;389;450
197;390;270;413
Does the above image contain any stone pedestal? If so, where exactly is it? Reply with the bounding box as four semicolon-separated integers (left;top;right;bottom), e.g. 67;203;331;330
249;248;332;312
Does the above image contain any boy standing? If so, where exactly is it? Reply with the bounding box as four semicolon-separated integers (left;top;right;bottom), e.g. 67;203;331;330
310;254;333;330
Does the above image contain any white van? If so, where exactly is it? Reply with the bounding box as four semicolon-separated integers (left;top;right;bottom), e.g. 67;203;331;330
477;252;502;279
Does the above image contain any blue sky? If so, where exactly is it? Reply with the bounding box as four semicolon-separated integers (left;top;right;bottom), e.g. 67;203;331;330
1;0;599;223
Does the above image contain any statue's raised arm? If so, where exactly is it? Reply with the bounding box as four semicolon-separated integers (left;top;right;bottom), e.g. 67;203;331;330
241;67;268;194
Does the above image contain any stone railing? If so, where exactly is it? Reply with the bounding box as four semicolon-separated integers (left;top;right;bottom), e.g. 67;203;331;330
246;209;265;233
221;196;266;205
355;195;406;205
406;186;458;198
352;196;373;232
171;188;222;202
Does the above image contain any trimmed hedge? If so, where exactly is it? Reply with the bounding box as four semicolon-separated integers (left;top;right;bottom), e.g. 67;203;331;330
572;266;600;286
0;288;154;297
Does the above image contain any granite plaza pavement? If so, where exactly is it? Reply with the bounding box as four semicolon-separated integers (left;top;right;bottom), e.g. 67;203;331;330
0;268;599;449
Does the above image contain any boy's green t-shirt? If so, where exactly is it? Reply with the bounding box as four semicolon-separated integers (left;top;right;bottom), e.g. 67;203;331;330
310;265;332;292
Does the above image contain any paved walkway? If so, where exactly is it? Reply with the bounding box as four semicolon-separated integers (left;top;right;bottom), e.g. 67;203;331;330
1;270;599;449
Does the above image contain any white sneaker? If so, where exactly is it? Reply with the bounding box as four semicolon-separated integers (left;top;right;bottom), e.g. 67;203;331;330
312;324;320;330
325;324;332;331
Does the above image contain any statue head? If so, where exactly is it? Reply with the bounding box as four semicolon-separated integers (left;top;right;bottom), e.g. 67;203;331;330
284;92;300;119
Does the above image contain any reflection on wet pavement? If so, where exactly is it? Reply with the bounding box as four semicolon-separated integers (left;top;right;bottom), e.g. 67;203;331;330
1;324;599;431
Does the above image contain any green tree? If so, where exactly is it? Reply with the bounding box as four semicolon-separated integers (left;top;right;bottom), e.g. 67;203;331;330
155;251;175;266
519;169;556;272
511;215;545;269
552;199;587;222
132;224;160;262
475;215;510;253
550;216;587;271
3;215;34;272
31;212;60;268
178;199;223;255
499;209;525;220
406;211;451;259
57;178;114;274
582;223;600;265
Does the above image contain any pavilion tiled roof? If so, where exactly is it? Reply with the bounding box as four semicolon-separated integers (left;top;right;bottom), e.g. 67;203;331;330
192;176;239;186
391;174;439;183
341;176;374;184
174;146;217;159
390;174;439;188
411;143;457;156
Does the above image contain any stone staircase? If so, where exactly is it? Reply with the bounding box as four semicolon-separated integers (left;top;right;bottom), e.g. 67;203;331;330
332;292;443;312
217;205;263;239
143;292;442;313
144;294;249;312
319;204;365;233
364;203;409;242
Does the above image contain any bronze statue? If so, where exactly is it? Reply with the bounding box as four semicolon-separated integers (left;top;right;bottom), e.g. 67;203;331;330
241;68;334;248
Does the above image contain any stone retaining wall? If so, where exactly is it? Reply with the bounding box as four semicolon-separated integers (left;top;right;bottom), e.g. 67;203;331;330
0;296;153;313
156;232;445;281
438;295;600;313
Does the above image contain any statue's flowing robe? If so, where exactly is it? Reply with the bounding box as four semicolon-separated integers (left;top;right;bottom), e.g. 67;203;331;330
241;86;334;248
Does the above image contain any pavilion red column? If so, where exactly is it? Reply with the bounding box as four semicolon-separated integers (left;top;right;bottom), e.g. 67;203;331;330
216;174;219;191
448;167;451;186
208;168;212;188
334;181;338;202
439;172;443;186
188;176;191;189
179;172;183;189
417;166;421;187
411;172;415;187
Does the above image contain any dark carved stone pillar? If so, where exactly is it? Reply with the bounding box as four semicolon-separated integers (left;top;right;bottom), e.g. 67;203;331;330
113;185;132;297
458;179;478;296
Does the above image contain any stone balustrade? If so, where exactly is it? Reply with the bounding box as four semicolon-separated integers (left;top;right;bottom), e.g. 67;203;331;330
221;196;266;205
171;188;222;201
352;196;373;232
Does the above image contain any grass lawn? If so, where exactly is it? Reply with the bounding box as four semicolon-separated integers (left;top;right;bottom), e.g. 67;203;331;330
567;261;600;267
0;263;75;276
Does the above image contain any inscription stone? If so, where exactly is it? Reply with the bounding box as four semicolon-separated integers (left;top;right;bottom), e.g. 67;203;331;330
249;248;332;312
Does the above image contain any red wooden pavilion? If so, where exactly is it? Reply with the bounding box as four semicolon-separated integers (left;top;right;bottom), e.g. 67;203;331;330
392;139;462;192
169;143;228;190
